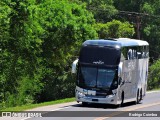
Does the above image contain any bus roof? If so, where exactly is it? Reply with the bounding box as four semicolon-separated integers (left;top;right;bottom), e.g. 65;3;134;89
82;38;149;47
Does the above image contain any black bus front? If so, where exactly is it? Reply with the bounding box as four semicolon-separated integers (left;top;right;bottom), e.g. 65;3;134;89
75;42;121;104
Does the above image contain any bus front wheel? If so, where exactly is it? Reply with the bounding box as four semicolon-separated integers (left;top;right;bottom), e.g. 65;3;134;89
120;92;124;107
82;102;88;106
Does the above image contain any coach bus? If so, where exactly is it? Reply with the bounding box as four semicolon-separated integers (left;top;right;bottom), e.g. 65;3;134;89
72;38;149;106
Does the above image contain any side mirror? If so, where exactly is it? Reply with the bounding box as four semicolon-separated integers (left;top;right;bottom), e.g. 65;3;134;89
119;78;125;86
71;59;78;74
118;62;122;85
121;81;125;85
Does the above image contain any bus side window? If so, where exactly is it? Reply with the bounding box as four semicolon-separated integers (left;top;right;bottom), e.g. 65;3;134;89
134;49;137;59
128;49;132;60
144;46;149;58
121;47;128;60
137;52;141;59
146;46;149;58
121;53;125;61
132;49;137;59
137;46;142;59
142;46;145;58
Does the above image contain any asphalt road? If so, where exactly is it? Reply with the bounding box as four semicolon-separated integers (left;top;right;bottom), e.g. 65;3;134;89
1;91;160;120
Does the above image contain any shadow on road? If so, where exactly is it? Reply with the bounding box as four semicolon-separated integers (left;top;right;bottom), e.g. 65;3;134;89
71;101;142;109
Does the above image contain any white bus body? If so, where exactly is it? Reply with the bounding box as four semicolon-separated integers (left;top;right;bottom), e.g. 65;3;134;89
72;38;149;105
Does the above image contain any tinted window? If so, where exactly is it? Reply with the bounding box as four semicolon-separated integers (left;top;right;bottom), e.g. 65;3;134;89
121;46;149;60
79;46;121;65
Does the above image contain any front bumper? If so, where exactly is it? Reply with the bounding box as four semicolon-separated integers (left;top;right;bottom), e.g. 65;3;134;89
75;86;120;105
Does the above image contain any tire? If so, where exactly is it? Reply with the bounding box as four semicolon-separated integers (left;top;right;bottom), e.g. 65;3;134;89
120;92;124;107
136;90;140;104
82;102;88;106
140;89;142;101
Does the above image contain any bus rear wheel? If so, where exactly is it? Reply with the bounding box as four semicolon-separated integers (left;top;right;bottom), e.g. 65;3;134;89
136;90;140;104
140;89;143;101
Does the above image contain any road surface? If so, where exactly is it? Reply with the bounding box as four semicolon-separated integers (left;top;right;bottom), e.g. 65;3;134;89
1;91;160;120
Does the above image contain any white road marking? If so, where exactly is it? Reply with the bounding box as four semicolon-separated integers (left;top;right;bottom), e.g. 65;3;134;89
51;106;70;111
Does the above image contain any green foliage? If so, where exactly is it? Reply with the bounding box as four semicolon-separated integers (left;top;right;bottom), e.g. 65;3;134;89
113;0;144;12
142;2;154;14
0;0;97;109
1;97;75;111
148;60;160;90
36;0;97;102
73;0;118;22
141;1;160;61
0;0;45;109
88;0;118;22
95;20;134;38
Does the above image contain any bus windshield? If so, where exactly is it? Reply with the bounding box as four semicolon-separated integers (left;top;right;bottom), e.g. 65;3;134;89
78;66;117;90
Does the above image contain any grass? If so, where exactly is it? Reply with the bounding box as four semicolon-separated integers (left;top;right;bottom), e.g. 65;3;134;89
1;97;75;111
149;88;160;91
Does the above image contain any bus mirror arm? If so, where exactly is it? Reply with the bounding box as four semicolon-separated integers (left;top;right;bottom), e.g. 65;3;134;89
71;59;78;74
118;77;124;85
121;81;125;85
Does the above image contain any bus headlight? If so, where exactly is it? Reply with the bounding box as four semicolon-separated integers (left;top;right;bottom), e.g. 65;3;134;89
108;94;115;98
77;91;85;97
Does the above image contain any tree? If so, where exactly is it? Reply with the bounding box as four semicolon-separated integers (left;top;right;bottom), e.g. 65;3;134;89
113;0;144;12
0;0;98;108
113;0;160;61
72;0;118;22
0;0;11;108
148;59;160;90
95;20;134;38
37;0;97;101
1;0;45;108
141;1;160;61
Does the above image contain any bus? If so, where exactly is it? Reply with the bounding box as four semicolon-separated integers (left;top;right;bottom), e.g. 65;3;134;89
72;38;149;106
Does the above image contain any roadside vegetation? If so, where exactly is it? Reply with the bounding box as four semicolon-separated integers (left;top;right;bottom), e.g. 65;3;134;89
1;97;75;111
1;0;160;110
148;60;160;90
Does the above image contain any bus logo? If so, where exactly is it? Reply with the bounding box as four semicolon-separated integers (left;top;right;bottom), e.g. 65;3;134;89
93;60;104;64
